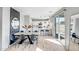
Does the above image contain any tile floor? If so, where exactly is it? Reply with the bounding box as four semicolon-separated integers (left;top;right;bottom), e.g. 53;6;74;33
69;39;79;51
5;36;65;51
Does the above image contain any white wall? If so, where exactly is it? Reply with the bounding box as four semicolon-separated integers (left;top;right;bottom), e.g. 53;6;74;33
20;13;24;31
71;16;76;33
29;17;32;24
2;7;10;50
1;7;25;50
24;15;30;25
50;16;55;38
71;14;79;35
0;7;2;50
75;18;79;35
24;15;32;25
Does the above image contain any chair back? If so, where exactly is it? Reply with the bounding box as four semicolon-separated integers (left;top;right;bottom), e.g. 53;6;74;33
31;34;38;41
20;34;25;40
72;33;77;38
12;34;16;41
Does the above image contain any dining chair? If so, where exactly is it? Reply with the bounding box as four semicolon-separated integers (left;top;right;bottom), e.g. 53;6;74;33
15;34;26;48
40;30;44;36
31;34;38;45
14;38;21;48
72;33;79;44
23;39;30;49
11;34;20;48
45;30;49;36
10;34;18;43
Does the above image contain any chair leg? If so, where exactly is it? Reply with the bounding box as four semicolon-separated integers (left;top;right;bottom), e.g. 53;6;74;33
73;38;75;43
24;43;27;48
28;44;30;48
15;44;17;48
36;40;38;45
18;44;20;48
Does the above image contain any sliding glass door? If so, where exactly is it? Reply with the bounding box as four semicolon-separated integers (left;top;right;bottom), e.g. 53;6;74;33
55;14;65;46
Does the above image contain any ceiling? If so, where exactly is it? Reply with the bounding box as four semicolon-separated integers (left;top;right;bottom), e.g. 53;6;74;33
13;7;62;19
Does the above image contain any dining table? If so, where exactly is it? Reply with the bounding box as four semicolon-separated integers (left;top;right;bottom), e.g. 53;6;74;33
14;32;39;44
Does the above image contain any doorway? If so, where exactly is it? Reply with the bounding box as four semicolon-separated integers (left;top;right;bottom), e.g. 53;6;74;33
55;12;66;46
69;14;79;51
